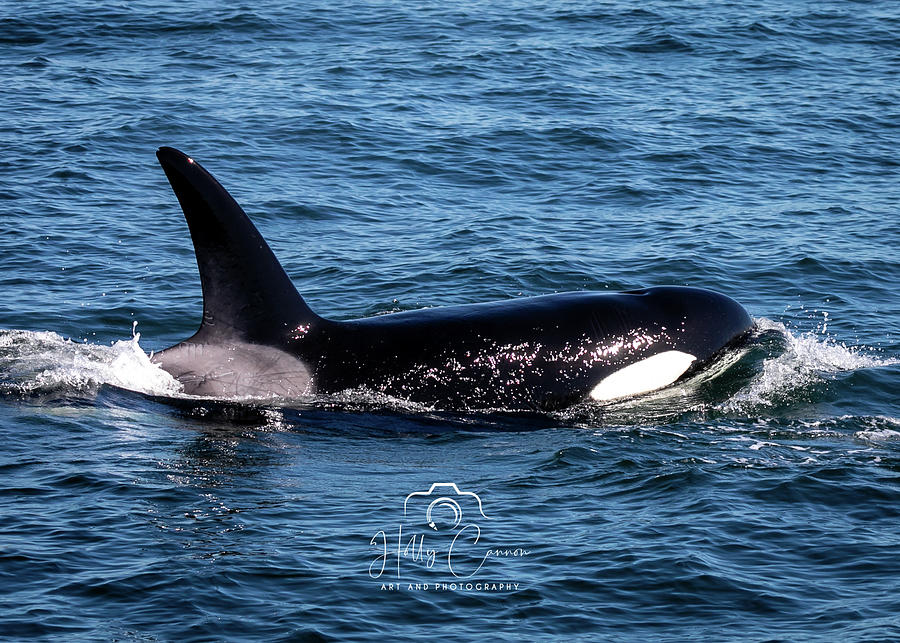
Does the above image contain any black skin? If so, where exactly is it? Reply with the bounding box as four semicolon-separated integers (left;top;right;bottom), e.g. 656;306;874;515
153;147;753;410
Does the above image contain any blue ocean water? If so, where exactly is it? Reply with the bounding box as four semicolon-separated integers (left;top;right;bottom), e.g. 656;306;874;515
1;0;899;639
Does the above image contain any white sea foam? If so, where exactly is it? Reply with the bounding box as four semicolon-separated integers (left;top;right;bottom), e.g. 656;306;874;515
0;328;182;398
718;318;898;412
853;416;900;442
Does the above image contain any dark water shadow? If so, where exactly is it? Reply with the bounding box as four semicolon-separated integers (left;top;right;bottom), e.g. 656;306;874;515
96;384;565;436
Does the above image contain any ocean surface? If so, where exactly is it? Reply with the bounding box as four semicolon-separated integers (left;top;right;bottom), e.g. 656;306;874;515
1;1;899;640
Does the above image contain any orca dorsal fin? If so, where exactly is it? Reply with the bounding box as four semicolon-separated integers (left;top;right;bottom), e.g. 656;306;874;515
156;147;320;344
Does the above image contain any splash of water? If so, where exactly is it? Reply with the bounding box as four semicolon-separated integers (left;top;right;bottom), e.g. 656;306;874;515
0;329;182;399
718;317;897;412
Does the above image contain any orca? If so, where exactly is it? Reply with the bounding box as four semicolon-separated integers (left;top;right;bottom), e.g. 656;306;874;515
152;147;753;410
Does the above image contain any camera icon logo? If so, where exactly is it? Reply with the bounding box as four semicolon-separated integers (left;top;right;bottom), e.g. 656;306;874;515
403;483;491;531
